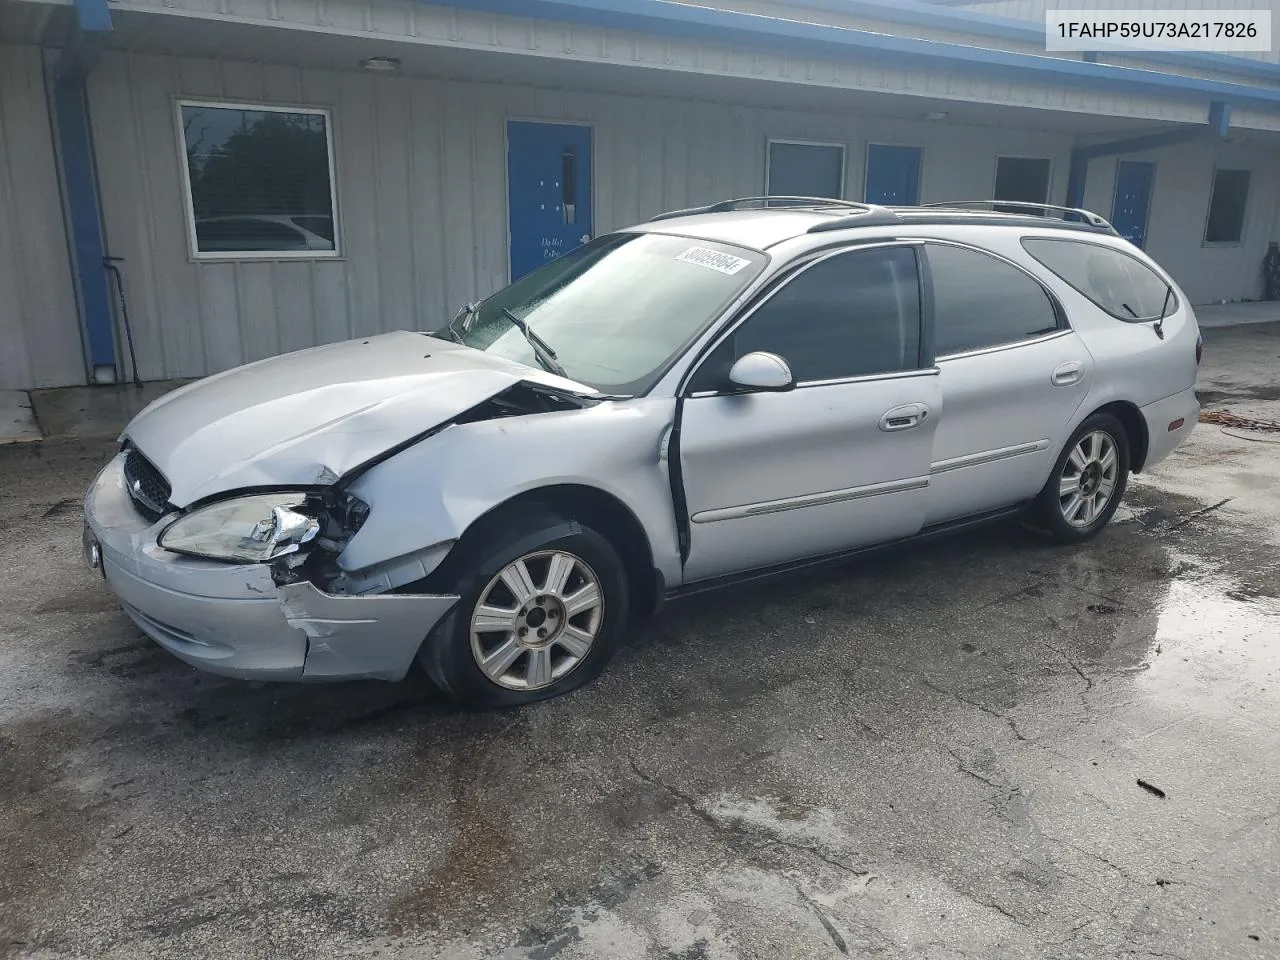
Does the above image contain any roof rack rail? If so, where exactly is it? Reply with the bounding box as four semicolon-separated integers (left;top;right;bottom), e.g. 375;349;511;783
921;201;1114;229
646;197;1117;236
649;196;877;222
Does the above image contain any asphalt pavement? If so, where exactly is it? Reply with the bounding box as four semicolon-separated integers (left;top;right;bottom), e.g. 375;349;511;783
2;322;1278;960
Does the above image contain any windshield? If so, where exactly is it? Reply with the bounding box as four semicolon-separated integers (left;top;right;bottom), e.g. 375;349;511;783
438;233;768;395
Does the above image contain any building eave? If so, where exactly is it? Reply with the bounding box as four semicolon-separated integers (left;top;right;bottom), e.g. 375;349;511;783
775;0;1280;82
442;0;1280;111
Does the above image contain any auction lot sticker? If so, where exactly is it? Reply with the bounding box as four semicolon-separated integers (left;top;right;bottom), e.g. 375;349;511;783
675;247;753;276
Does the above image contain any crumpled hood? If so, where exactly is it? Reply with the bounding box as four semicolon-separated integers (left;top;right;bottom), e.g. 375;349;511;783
124;331;595;507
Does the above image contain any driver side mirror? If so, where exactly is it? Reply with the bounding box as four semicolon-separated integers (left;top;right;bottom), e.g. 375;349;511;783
727;351;795;393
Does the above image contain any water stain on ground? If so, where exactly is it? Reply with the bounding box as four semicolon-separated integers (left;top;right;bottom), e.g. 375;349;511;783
1136;570;1280;710
387;715;524;933
132;873;358;943
0;717;105;960
155;673;447;744
39;499;80;520
510;861;664;958
36;593;121;616
70;641;154;668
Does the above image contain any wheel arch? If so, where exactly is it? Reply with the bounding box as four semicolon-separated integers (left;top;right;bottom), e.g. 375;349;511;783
1087;400;1150;473
420;483;662;624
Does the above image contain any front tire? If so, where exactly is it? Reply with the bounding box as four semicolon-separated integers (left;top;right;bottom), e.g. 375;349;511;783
1030;412;1130;544
419;509;629;708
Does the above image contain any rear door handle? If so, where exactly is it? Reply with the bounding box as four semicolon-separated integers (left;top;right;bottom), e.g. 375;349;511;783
879;403;929;432
1052;361;1084;386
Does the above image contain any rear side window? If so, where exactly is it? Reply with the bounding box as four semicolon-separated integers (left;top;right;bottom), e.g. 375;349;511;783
1021;238;1173;321
926;244;1061;357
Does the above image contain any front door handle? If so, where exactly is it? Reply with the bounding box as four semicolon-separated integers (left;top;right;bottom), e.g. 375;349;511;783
879;403;929;432
1052;361;1084;386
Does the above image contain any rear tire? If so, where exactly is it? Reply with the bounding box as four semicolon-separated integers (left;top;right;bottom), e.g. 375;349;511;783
418;507;629;708
1030;412;1130;544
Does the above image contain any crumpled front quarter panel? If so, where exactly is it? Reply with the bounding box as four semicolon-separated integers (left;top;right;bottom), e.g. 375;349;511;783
121;332;596;506
340;397;682;584
277;582;461;682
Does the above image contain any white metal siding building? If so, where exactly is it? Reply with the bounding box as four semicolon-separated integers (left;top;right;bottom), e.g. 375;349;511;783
1;0;1278;389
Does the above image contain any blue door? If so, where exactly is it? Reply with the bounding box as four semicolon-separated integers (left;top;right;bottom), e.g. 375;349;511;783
507;121;593;282
1112;160;1154;248
865;144;921;205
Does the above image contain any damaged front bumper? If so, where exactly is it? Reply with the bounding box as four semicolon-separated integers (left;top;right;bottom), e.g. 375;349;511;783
83;453;459;682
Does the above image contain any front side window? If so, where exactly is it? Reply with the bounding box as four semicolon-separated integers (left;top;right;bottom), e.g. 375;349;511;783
928;244;1060;356
178;101;337;258
1204;169;1250;244
694;246;922;389
1021;238;1174;322
442;233;767;396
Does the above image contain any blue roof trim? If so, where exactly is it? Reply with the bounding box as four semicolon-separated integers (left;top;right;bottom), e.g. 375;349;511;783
445;0;1280;110
72;0;112;33
1066;102;1229;206
1209;99;1232;137
778;0;1280;81
1130;49;1280;83
778;0;1050;43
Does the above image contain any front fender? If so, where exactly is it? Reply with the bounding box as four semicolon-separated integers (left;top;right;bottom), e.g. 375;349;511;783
338;397;682;588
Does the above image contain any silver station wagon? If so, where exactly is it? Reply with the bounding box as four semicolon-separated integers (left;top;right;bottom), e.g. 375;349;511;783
83;198;1201;707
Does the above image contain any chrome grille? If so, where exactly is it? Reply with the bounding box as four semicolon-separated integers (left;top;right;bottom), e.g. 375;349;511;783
123;448;172;522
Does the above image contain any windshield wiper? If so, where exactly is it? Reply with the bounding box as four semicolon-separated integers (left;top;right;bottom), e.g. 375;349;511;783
1152;286;1171;340
502;307;569;378
442;301;477;342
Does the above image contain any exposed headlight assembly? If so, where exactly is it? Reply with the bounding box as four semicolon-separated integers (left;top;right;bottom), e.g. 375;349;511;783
158;492;362;563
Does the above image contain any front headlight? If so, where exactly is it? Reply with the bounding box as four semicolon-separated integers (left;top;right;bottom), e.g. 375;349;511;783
158;492;323;563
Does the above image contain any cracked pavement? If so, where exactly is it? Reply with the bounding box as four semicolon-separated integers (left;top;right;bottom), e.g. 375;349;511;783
3;322;1280;959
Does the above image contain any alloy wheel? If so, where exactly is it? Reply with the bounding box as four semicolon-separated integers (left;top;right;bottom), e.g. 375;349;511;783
469;550;604;690
1058;430;1119;528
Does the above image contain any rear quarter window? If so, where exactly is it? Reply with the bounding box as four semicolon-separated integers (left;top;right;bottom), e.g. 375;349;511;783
1021;237;1174;322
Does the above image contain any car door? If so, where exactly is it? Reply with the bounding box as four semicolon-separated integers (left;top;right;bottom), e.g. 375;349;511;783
921;241;1094;527
677;243;941;583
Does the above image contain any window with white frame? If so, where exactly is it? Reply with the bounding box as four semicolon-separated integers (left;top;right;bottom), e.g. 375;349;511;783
767;140;845;199
177;101;338;258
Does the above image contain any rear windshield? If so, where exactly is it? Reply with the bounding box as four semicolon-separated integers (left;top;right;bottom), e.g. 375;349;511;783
439;233;767;395
1021;238;1175;322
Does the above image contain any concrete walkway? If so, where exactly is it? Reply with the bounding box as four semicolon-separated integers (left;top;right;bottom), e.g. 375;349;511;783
1194;299;1280;328
0;390;41;444
0;381;188;444
2;299;1278;444
28;380;189;440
